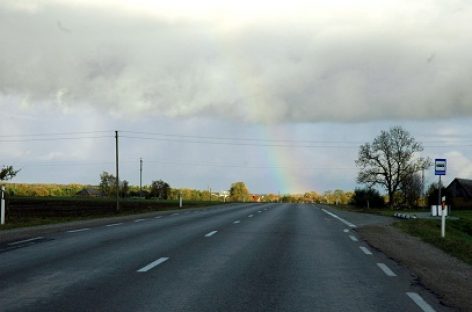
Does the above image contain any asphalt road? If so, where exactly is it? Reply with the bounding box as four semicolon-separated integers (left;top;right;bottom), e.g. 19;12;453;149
0;204;448;311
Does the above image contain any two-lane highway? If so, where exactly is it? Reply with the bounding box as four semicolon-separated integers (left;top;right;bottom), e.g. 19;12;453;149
0;204;447;311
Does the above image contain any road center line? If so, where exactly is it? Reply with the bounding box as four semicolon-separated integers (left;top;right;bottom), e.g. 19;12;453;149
376;263;397;277
233;220;241;224
349;235;359;242
137;257;170;273
321;208;357;228
360;246;372;255
406;292;436;312
205;230;218;237
67;228;90;233
8;237;44;246
106;223;123;227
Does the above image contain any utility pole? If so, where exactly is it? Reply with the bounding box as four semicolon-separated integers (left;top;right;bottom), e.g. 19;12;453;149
140;158;143;197
115;130;120;212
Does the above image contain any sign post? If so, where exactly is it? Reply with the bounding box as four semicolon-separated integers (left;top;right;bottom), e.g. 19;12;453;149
435;159;447;238
1;186;5;225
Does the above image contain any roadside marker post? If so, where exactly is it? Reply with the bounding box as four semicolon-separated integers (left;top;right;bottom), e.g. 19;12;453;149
435;159;447;238
1;186;5;225
179;192;183;208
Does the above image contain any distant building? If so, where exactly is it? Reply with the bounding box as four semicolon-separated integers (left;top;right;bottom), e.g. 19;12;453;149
76;187;102;197
446;178;472;210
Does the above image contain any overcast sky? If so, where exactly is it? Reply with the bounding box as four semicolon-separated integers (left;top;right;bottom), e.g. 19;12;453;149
1;0;472;194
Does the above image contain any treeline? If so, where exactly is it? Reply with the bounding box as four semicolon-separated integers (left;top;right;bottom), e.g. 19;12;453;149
3;183;85;197
277;190;354;204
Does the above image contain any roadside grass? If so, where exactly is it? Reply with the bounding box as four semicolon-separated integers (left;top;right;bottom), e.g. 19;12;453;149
392;215;472;265
0;198;224;231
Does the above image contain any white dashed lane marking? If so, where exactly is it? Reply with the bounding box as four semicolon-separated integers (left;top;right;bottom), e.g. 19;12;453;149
406;292;436;312
349;235;358;242
248;214;254;218
106;223;123;227
67;228;90;233
376;263;397;277
134;219;146;223
360;246;372;255
137;257;170;273
233;220;241;224
205;231;218;237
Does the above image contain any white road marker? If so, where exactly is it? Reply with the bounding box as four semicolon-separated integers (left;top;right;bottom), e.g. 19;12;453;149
137;257;169;273
406;292;436;312
106;223;123;227
349;235;359;242
233;220;241;224
134;219;146;223
321;208;357;228
67;228;90;233
343;229;349;233
376;263;397;277
205;230;218;237
8;237;44;246
360;246;372;255
248;214;254;218
154;216;162;219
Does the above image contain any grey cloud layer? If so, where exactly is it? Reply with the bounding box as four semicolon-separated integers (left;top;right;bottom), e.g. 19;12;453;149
1;2;472;123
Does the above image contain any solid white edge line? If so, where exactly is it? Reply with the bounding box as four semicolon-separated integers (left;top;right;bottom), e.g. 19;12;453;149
376;263;397;277
360;246;372;255
137;257;170;273
406;292;436;312
106;223;123;227
321;208;357;228
205;230;218;237
349;235;359;242
8;236;44;246
67;228;90;233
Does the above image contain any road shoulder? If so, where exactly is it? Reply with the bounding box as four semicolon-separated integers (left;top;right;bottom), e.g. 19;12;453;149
357;224;472;311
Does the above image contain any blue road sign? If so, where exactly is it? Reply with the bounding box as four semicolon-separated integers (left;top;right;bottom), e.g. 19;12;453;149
435;159;447;176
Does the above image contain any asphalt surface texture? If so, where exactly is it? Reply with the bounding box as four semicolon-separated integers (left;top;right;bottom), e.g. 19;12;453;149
0;203;451;311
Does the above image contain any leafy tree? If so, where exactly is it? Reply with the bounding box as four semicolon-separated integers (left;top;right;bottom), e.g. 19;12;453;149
150;180;170;199
351;188;385;208
355;126;431;208
230;182;249;202
0;166;19;181
99;171;116;196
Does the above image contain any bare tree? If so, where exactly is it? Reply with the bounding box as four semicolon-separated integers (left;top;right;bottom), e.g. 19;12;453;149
355;127;431;208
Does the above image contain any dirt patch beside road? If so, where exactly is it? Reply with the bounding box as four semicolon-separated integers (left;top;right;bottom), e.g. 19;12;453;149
357;224;472;312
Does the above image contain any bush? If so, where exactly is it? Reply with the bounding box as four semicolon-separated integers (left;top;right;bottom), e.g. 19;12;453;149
351;188;385;208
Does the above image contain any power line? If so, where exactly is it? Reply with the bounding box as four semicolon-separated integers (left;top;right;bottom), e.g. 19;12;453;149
0;130;112;138
0;136;113;142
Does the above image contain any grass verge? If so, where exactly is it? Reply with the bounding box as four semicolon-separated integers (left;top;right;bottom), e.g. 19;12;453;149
392;215;472;265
